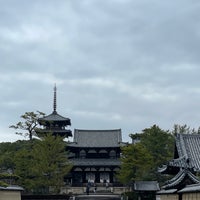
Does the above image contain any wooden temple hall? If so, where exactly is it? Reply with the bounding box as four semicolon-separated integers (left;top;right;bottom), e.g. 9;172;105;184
67;129;125;186
37;86;126;186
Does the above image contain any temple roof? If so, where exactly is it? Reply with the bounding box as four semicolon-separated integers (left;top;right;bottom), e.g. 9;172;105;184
159;133;200;190
68;129;124;148
175;134;200;171
157;189;177;194
71;158;121;166
159;133;200;173
178;183;200;193
162;169;200;190
134;181;160;191
0;185;24;191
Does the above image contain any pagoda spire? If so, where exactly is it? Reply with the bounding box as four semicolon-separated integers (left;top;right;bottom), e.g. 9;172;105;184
37;84;72;138
53;84;57;113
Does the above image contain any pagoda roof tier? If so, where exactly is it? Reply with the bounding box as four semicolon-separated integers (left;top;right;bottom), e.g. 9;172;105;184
38;111;71;126
36;128;72;137
68;129;126;148
70;158;121;167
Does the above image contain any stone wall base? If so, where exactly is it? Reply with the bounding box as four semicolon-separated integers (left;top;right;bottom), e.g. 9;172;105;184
60;186;128;195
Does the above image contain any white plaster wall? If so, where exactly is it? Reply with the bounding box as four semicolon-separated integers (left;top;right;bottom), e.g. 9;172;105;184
0;190;21;200
182;193;200;200
156;194;178;200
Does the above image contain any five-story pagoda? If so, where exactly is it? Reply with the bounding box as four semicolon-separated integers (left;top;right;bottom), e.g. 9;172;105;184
36;85;72;138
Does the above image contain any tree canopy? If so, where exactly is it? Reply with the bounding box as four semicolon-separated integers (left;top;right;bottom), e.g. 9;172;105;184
172;124;200;135
140;125;174;169
31;134;72;193
118;125;175;184
0;135;72;194
9;111;45;140
5;111;72;193
117;142;153;184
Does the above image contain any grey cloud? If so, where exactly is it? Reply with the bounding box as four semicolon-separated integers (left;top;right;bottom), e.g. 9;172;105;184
1;0;200;142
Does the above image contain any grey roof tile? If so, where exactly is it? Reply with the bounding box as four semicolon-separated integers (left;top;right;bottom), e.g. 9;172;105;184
160;134;200;190
160;134;200;172
39;111;71;123
134;181;160;191
70;158;121;166
162;169;200;190
157;189;177;194
175;134;200;170
0;185;24;191
68;129;123;147
178;183;200;193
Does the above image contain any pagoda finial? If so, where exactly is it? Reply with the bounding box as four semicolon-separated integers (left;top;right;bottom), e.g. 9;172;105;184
53;84;57;113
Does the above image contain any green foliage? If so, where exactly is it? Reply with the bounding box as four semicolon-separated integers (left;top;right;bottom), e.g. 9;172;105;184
0;181;8;187
0;143;15;171
14;146;35;191
123;191;156;200
0;173;20;188
122;192;138;200
118;125;174;185
141;125;174;168
0;140;31;186
140;125;174;182
172;124;200;135
9;111;45;140
129;133;141;140
0;135;72;194
3;110;72;193
0;173;20;180
0;140;32;173
30;134;72;193
117;143;153;184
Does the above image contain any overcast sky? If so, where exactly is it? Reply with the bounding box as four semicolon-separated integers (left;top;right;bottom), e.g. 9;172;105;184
1;0;200;142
